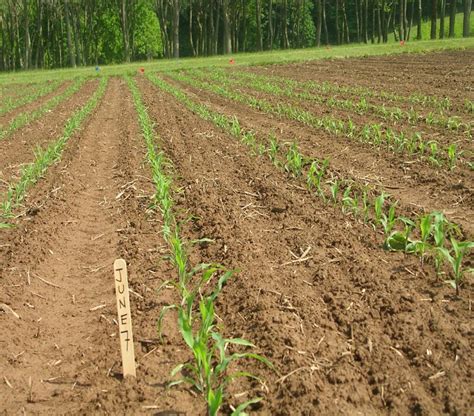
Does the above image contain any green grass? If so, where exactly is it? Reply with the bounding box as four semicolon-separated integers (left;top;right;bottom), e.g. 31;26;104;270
0;38;472;85
388;12;474;42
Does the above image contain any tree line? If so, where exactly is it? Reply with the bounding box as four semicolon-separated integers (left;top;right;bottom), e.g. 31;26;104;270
0;0;472;71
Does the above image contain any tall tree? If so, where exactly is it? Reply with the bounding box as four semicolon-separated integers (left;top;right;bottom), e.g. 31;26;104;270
255;0;262;51
400;0;405;41
463;0;472;36
222;0;231;53
449;0;457;37
316;0;322;46
417;0;422;39
431;0;438;39
172;0;179;57
64;1;76;67
268;0;274;49
440;0;446;38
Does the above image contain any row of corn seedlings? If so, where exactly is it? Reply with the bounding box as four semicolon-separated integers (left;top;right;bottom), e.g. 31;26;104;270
204;68;472;135
0;80;63;117
0;77;87;141
232;68;468;114
0;77;108;228
125;75;271;416
168;70;469;171
147;73;473;297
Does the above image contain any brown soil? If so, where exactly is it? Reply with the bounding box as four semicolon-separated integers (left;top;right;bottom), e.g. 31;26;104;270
0;78;201;415
0;81;71;127
0;80;98;193
0;50;472;416
247;50;474;110
136;75;473;415
1;82;43;100
221;79;473;154
165;75;474;237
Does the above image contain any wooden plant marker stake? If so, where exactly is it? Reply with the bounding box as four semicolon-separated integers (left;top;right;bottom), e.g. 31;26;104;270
113;259;136;378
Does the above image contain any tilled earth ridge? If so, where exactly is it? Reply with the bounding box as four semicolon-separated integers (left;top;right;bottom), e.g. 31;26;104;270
0;78;201;415
247;50;474;110
164;75;474;238
218;80;473;155
138;75;472;415
0;49;472;416
0;80;71;127
0;80;99;192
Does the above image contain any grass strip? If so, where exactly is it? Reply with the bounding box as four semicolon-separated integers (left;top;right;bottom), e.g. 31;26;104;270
169;69;470;170
147;72;474;297
0;77;87;141
0;80;63;117
126;74;271;416
0;77;108;223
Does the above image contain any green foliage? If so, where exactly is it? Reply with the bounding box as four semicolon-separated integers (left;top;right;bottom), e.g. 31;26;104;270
133;1;163;60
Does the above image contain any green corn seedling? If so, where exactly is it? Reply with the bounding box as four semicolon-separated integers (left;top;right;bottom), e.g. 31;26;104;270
373;192;387;226
380;201;398;237
330;179;340;205
285;143;304;177
268;134;279;166
437;239;474;296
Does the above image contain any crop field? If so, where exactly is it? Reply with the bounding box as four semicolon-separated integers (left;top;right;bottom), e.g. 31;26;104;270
0;47;473;415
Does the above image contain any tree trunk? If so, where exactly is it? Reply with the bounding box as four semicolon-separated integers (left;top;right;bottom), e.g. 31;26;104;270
335;0;340;45
355;0;360;42
268;0;273;49
440;0;446;38
172;0;179;58
322;0;328;44
214;2;219;54
72;4;83;65
282;0;289;48
400;0;405;41
119;0;131;62
381;0;388;42
64;1;76;67
242;0;247;51
377;2;382;42
417;0;422;39
23;0;31;69
371;0;375;43
364;0;369;43
392;2;398;41
431;0;438;39
342;0;350;43
408;0;415;40
316;0;322;46
222;0;231;53
256;0;262;50
189;2;195;56
449;0;457;37
463;0;472;37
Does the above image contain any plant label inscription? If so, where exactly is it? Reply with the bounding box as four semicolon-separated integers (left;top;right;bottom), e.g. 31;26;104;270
113;259;136;378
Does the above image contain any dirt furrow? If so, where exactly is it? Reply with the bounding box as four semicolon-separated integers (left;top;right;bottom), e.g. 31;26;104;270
0;77;200;415
0;81;71;127
249;50;474;109
164;75;474;237
226;81;473;154
138;76;473;415
0;80;99;192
